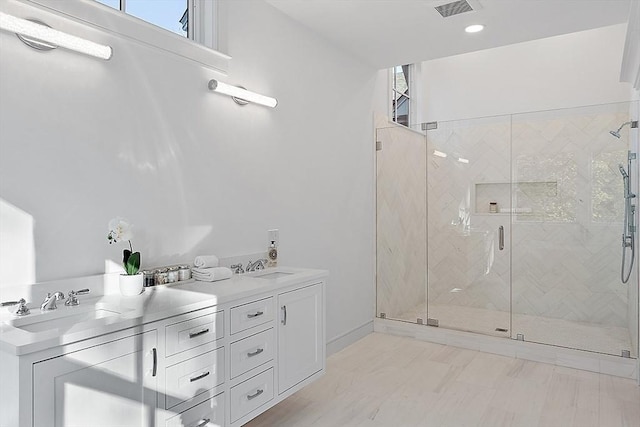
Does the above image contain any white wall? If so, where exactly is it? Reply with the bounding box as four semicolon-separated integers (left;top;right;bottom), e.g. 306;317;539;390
421;24;636;122
0;0;377;348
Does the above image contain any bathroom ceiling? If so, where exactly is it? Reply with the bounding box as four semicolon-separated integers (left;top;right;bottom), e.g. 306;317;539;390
266;0;632;68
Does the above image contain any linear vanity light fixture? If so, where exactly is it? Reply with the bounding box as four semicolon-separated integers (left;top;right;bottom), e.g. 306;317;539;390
208;79;278;108
0;12;112;60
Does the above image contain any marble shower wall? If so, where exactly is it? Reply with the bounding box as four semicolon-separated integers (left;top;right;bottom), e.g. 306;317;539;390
511;106;630;329
376;125;426;321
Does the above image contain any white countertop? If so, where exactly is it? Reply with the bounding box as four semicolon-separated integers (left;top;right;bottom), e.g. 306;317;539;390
0;267;328;356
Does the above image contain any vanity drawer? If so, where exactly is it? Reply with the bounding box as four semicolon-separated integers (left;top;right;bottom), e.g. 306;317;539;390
230;297;273;335
165;347;225;410
166;310;223;357
230;368;274;423
230;328;274;379
165;392;225;427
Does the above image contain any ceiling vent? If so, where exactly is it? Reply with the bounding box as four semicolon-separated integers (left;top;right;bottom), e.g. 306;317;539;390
434;0;474;18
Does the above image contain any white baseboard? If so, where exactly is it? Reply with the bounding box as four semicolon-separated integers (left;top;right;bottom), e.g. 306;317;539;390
326;320;374;356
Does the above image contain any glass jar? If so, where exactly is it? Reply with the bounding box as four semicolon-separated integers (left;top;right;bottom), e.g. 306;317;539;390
142;270;156;287
178;265;191;281
167;266;180;283
155;268;169;285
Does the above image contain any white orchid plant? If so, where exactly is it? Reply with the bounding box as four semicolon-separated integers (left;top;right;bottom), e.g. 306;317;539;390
107;218;141;275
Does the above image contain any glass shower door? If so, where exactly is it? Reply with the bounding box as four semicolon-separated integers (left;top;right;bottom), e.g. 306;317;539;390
376;124;427;323
426;116;512;336
510;102;636;357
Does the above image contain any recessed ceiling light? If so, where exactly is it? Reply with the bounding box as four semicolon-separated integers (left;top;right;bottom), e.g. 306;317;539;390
465;24;484;33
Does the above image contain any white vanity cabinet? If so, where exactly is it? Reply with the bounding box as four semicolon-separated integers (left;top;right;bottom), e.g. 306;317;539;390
0;268;327;427
277;282;324;395
32;330;158;427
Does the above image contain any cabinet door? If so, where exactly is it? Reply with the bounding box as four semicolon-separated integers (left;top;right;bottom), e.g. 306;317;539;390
33;331;158;427
278;283;323;394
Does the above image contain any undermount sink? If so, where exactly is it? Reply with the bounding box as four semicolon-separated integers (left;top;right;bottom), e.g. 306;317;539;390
5;305;121;334
251;271;296;280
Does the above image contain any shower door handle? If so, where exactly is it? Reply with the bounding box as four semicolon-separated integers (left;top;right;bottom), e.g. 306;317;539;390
499;226;504;251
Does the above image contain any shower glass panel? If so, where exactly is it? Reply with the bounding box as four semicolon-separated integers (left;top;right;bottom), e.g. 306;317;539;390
376;124;427;323
510;102;637;357
426;116;511;336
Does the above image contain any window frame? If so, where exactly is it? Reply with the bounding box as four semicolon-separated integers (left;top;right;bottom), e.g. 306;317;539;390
390;64;413;127
13;0;229;73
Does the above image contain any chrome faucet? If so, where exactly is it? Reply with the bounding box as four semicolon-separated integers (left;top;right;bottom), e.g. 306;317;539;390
246;259;268;272
41;291;65;311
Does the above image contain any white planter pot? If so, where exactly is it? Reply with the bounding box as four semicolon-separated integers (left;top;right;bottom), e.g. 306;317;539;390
119;273;144;296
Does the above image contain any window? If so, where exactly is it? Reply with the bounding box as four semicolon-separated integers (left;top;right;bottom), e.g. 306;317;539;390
391;65;411;127
28;0;228;72
95;0;191;39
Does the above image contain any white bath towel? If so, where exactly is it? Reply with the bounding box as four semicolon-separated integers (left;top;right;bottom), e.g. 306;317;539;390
192;267;232;282
194;255;219;269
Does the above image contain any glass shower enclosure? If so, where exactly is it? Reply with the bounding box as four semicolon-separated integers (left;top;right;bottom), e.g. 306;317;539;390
376;101;639;358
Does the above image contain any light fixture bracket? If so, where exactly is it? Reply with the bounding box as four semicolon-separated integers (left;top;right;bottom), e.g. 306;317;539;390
16;19;57;51
231;85;249;106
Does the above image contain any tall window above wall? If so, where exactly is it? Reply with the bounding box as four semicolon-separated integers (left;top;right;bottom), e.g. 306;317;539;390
391;64;412;127
94;0;217;47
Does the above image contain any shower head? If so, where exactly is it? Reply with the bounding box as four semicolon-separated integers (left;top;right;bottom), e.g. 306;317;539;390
610;120;638;139
619;164;629;179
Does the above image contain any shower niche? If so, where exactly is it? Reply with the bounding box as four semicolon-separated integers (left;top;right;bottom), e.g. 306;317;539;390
474;181;558;217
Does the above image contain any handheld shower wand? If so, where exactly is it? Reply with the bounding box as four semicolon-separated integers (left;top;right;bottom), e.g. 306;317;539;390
610;121;638;284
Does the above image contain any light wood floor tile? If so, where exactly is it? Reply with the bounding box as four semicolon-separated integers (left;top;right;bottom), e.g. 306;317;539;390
245;333;640;427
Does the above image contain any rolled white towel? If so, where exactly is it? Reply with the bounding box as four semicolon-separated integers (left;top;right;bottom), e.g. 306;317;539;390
192;267;232;282
194;255;219;269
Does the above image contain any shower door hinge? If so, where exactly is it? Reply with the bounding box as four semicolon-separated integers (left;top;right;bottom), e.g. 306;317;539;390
376;141;383;151
417;318;424;325
426;318;439;327
516;333;525;341
622;350;631;358
630;152;637;160
379;312;386;319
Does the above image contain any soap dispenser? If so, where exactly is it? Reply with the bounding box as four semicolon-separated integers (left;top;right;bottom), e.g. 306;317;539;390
268;240;278;267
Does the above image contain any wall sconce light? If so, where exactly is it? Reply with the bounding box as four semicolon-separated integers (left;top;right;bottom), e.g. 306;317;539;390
0;12;112;60
208;79;278;108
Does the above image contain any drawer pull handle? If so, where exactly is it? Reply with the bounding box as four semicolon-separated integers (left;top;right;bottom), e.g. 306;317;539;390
192;418;211;427
247;388;264;400
189;371;210;382
247;348;264;357
281;305;287;325
189;328;210;338
247;311;264;318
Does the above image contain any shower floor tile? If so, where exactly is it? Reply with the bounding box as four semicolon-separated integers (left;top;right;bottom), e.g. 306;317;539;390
395;303;636;358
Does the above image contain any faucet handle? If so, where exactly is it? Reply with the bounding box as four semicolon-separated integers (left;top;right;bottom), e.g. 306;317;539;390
2;298;30;316
255;259;268;270
65;289;90;306
230;264;245;274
